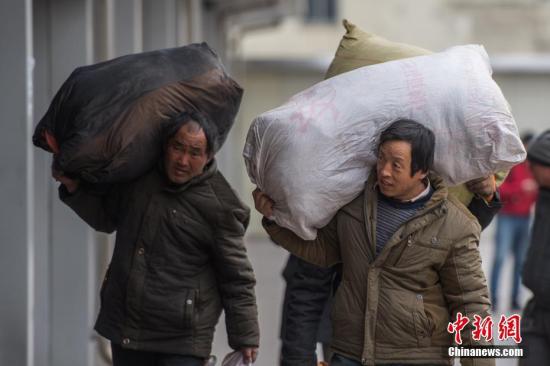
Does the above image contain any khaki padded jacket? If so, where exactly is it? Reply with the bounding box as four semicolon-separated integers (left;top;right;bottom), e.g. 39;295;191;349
264;173;493;366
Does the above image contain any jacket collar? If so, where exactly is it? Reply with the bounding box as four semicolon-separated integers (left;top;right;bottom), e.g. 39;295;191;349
158;158;218;193
366;171;448;210
363;171;449;264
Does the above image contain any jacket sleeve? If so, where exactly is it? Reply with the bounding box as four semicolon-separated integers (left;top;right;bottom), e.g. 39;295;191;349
58;182;126;233
438;220;494;366
263;216;340;268
212;205;260;350
467;192;502;231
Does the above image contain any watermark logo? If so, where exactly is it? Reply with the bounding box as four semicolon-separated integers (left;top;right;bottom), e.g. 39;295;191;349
472;315;494;342
447;312;470;344
448;346;524;358
447;312;522;344
498;314;522;344
446;313;524;358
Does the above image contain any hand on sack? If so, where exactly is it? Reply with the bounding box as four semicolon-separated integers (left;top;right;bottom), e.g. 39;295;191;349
52;165;80;193
252;188;274;218
240;347;258;364
465;175;496;202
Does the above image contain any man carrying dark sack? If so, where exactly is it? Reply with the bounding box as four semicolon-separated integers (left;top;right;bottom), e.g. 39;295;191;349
254;120;494;366
520;130;550;366
279;173;500;366
52;112;259;366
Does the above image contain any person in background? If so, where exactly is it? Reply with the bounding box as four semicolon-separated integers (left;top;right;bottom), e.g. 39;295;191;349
490;132;538;311
279;255;337;365
520;130;550;366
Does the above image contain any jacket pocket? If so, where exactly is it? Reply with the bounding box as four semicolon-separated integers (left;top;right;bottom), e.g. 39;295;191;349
391;233;416;266
392;234;449;268
376;288;421;347
412;293;433;346
141;285;198;333
183;288;198;329
171;209;211;242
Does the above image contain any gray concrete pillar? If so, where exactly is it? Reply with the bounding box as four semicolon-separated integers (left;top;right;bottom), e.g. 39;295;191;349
32;1;53;365
46;1;98;366
0;0;35;365
172;0;204;45
111;0;144;57
142;0;179;51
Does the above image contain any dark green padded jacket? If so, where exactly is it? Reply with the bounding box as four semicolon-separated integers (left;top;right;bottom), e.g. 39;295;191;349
60;160;259;358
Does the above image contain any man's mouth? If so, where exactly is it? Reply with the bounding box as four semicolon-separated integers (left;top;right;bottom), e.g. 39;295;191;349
174;168;190;176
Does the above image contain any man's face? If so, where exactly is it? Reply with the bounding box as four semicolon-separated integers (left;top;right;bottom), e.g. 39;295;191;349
529;161;550;188
376;140;428;201
164;122;210;185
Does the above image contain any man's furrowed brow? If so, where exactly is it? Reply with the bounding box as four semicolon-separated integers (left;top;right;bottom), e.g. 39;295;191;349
172;139;184;147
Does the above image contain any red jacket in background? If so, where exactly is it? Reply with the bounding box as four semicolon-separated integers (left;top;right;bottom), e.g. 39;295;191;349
500;162;538;216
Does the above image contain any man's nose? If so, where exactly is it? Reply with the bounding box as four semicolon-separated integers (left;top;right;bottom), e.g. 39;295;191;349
178;153;191;166
379;163;392;177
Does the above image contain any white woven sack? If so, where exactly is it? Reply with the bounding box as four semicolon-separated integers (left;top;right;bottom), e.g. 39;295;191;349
244;45;525;240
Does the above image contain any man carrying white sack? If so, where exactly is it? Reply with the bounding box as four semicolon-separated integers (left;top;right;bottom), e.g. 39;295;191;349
279;166;500;366
254;120;494;366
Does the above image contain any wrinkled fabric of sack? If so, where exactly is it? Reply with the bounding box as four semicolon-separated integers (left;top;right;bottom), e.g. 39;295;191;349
221;351;252;366
33;42;242;183
244;45;525;240
326;19;508;205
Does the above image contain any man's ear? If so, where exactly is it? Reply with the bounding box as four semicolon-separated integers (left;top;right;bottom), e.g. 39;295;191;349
202;154;214;172
416;170;428;180
207;152;214;164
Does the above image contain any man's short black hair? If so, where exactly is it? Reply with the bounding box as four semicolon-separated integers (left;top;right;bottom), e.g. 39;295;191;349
163;111;214;155
378;119;435;176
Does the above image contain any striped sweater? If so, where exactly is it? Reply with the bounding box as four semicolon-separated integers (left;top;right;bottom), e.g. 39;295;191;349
375;186;435;256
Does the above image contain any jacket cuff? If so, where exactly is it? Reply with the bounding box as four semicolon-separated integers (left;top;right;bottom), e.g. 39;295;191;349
58;184;80;200
227;320;260;349
485;189;502;208
262;217;283;237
